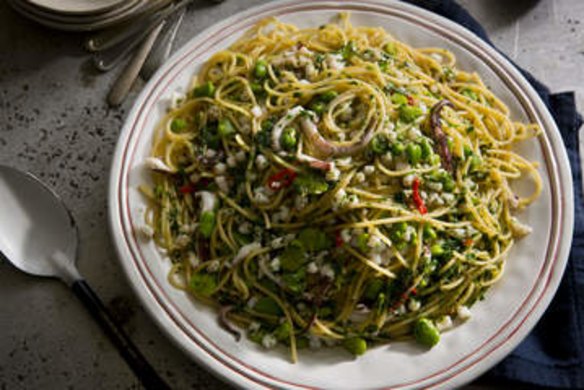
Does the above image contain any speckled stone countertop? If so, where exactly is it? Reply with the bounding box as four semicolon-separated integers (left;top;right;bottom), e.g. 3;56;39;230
0;1;582;389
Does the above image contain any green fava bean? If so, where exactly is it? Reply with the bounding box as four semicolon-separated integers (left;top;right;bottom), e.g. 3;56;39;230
343;337;367;356
414;318;440;347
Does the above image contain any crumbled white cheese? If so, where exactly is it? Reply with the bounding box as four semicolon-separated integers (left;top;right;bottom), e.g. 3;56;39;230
169;91;186;110
207;260;220;272
235;151;247;162
395;160;411;171
255;154;268;171
340;229;352;243
347;194;359;206
272;206;291;223
248;321;261;332
270;257;281;272
407;127;422;140
408;299;421;312
205;148;217;158
214;176;230;193
226;155;237;168
326;53;345;71
336;157;352;168
251;105;263;118
138;224;154;239
254;187;271;204
307;262;318;274
436;315;453;331
238;222;252;235
187;251;200;268
363;165;375;176
354;172;366;184
175;234;190;248
261;334;278;349
428;192;445;207
442;193;456;204
247;296;258;309
326;165;341;181
404;225;416;242
197;191;217;213
427;181;443;192
294;195;308;210
320;264;335;279
269;237;287;249
457;305;472;321
381;152;393;166
213;162;226;175
402;174;416;188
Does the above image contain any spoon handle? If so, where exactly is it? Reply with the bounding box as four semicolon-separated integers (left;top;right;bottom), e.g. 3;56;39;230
71;280;170;390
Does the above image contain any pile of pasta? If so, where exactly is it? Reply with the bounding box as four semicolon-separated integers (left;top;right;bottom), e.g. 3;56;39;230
141;13;542;361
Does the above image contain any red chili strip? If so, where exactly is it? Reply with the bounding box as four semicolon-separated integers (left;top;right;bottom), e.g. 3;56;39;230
412;177;427;215
335;231;344;248
407;95;415;106
267;168;297;191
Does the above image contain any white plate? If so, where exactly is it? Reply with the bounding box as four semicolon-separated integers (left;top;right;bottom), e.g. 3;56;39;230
109;1;574;388
12;0;141;24
23;0;126;15
8;0;146;31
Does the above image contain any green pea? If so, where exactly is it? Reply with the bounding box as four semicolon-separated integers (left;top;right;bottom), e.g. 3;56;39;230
420;139;433;160
343;337;367;356
430;154;441;166
218;118;235;138
193;81;215;98
310;101;326;115
392;142;405;155
430;243;444;257
274;322;291;341
254;59;268;78
423;225;437;240
251;82;264;94
391;93;408;106
399;105;423;123
363;278;384;301
170;118;187;133
320;91;338;102
199;211;216;238
442;177;455;192
414;318;440;348
370;134;388;154
384;42;396;56
406;143;422;165
280;127;298;150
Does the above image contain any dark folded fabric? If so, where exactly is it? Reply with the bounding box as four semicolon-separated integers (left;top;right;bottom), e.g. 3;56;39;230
402;1;584;387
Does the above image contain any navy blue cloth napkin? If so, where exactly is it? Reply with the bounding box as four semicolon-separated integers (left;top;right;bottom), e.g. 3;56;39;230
403;0;584;388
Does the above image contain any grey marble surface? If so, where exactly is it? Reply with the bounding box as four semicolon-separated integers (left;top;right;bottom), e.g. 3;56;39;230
0;0;581;389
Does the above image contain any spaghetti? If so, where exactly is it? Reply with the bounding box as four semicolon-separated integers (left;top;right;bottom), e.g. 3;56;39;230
141;13;542;362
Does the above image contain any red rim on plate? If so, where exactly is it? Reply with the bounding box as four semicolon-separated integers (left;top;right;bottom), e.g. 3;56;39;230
109;1;573;388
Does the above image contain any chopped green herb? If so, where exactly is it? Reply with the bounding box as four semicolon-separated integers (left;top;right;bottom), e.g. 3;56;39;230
189;273;217;296
218;118;235;138
192;81;216;98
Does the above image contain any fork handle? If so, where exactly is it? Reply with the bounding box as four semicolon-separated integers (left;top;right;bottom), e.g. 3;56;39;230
72;280;170;390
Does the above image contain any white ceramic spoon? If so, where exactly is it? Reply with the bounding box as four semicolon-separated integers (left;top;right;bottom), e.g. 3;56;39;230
0;165;168;390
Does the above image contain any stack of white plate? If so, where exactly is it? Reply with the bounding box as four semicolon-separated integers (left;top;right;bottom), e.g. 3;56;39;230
7;0;153;31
